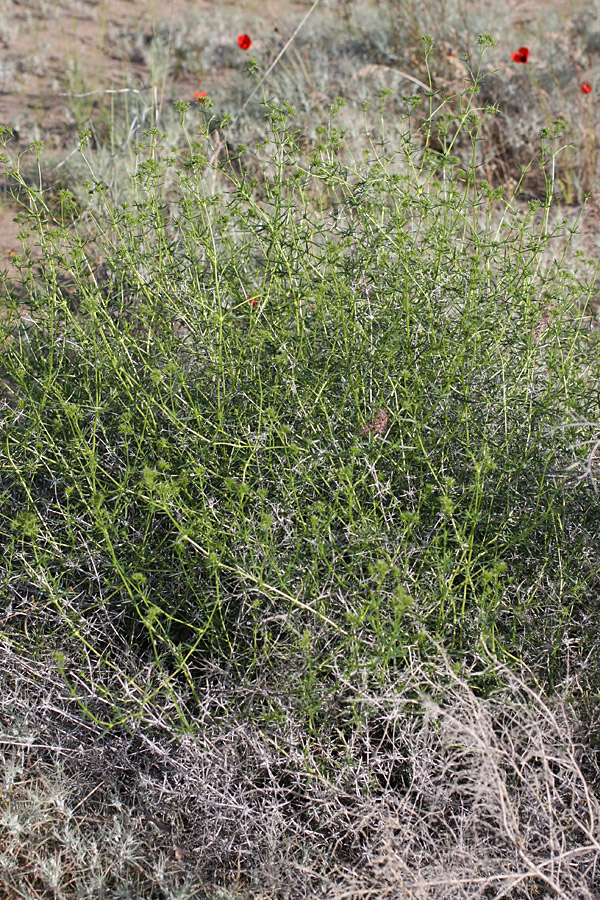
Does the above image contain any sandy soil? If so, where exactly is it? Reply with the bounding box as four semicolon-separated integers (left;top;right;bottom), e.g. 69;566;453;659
0;0;313;277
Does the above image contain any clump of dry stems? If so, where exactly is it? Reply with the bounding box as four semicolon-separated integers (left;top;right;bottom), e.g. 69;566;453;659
1;635;599;899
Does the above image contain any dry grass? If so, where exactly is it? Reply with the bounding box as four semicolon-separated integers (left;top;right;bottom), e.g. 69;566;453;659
1;633;599;899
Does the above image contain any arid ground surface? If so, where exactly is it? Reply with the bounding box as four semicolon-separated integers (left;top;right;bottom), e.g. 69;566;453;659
1;0;599;264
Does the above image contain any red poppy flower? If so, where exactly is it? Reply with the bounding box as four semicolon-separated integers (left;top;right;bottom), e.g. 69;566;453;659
194;91;208;102
248;296;259;307
510;46;530;64
237;34;252;50
582;82;592;94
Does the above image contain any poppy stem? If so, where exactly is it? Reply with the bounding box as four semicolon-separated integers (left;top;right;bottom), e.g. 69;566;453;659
207;0;323;171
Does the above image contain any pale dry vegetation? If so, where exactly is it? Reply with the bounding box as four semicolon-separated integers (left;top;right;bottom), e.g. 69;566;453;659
2;640;600;899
